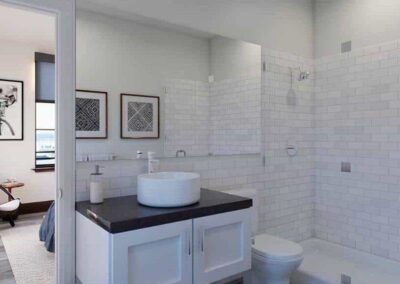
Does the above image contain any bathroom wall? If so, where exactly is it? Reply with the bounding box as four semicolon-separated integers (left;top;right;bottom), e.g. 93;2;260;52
209;77;261;156
76;46;315;243
314;40;400;261
76;10;210;157
0;41;55;203
210;36;262;82
76;155;264;201
314;0;400;58
164;79;210;157
209;37;262;156
312;0;400;262
261;49;315;241
78;0;314;58
75;4;317;242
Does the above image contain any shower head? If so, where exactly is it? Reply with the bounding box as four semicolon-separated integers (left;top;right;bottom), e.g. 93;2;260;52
290;67;310;82
298;70;310;81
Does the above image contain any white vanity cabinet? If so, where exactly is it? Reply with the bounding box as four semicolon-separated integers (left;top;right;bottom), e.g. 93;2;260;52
193;209;251;284
112;220;193;284
76;208;251;284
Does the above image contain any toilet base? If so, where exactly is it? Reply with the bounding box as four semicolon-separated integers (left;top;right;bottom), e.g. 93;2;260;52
250;253;303;284
251;270;289;284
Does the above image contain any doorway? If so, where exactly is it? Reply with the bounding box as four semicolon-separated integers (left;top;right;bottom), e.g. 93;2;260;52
0;0;75;283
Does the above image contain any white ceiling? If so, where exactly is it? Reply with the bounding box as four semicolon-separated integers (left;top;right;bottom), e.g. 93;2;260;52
0;3;55;49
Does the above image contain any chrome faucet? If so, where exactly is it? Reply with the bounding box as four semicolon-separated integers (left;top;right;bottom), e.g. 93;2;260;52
175;149;186;158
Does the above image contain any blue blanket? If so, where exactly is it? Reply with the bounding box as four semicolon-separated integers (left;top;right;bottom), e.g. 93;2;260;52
39;201;55;253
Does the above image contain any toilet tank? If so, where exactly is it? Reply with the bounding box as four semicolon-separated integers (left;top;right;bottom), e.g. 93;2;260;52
224;188;258;235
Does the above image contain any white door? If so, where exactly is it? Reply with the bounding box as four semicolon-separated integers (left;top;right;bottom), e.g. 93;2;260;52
193;209;251;284
111;220;193;284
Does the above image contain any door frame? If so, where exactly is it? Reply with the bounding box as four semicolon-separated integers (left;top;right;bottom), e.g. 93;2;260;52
0;0;76;283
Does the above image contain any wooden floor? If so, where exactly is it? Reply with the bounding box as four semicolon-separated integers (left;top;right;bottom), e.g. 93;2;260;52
0;213;45;284
0;236;16;284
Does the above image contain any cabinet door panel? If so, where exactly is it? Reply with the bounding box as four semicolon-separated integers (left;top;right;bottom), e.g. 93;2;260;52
111;220;192;284
204;222;243;270
194;209;251;284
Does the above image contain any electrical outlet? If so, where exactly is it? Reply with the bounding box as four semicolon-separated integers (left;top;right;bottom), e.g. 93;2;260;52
341;41;352;53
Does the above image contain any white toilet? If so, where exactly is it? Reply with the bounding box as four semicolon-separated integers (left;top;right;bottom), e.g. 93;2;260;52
226;189;303;284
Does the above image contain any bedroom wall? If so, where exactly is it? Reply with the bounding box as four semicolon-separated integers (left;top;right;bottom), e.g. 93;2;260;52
0;41;55;203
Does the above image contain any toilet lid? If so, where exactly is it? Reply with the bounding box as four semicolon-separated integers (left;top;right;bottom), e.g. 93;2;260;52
252;234;303;260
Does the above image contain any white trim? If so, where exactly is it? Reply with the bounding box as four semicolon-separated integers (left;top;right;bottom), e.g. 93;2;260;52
0;1;76;283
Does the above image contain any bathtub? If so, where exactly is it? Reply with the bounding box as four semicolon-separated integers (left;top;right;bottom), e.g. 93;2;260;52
291;238;400;284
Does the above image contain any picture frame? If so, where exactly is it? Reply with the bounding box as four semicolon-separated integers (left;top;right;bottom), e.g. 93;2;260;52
0;79;24;141
120;94;160;139
75;90;108;139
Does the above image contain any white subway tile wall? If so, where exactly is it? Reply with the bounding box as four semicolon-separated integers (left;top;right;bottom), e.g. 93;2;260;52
164;75;262;157
209;75;261;155
75;155;264;208
261;49;315;241
164;79;210;157
314;40;400;261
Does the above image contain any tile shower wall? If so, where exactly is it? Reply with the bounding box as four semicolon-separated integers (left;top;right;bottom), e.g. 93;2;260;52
164;79;210;157
209;75;261;155
260;49;315;241
314;40;400;261
164;76;261;157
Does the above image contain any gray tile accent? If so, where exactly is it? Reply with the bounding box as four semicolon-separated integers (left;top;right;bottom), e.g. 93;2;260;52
341;274;352;284
341;162;351;173
341;41;352;53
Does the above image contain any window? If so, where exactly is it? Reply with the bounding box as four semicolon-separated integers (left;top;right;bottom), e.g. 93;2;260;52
35;52;55;170
35;103;55;167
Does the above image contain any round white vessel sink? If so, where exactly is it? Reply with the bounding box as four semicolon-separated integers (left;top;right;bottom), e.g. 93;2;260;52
137;172;200;207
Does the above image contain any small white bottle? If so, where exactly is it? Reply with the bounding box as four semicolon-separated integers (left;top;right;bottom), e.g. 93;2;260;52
90;165;104;204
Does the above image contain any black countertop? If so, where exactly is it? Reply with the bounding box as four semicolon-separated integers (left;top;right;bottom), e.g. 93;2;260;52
76;188;252;233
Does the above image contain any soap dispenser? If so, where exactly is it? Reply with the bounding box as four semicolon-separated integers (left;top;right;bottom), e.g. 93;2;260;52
90;165;104;204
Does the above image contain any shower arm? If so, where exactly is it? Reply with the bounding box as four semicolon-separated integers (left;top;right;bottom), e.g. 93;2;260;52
289;67;297;90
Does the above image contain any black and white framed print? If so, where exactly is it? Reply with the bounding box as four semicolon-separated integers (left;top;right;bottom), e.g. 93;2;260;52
0;79;23;141
120;94;159;139
76;90;108;139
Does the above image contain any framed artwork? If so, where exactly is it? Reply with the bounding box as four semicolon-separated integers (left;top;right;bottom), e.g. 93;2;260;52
76;90;108;139
0;79;23;140
120;94;159;139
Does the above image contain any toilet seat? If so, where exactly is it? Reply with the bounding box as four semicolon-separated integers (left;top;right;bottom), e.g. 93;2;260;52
252;234;303;261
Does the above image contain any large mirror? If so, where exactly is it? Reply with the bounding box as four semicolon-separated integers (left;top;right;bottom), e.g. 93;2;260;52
76;11;261;160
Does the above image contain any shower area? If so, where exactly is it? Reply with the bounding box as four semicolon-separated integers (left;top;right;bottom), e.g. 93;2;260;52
258;1;400;282
262;40;400;284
